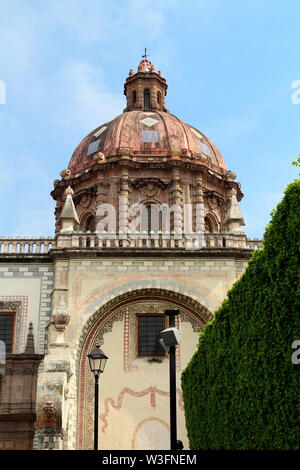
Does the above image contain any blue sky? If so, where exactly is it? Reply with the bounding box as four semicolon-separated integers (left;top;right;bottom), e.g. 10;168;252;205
0;0;299;239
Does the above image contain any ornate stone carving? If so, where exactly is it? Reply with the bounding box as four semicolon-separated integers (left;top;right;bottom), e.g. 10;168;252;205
52;314;70;329
60;168;72;179
93;310;124;346
0;301;19;311
93;152;106;163
79;193;93;209
206;195;219;210
37;400;61;428
52;295;69;332
180;311;204;332
131;178;168;199
205;190;225;212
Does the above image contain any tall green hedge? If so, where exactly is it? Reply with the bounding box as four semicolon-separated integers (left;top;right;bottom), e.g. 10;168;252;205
181;179;300;449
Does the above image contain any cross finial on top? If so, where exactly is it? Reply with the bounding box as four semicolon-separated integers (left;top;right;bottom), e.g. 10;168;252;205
142;48;149;60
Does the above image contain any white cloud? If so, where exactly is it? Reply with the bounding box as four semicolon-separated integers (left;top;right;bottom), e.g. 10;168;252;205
53;62;124;133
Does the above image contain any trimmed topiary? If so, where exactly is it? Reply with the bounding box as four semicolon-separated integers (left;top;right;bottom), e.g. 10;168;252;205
181;178;300;450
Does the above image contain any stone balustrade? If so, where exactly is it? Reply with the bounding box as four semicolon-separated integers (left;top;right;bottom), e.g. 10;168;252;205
0;233;263;255
245;238;263;250
0;237;55;254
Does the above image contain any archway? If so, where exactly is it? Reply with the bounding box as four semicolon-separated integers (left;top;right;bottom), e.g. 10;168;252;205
76;289;213;450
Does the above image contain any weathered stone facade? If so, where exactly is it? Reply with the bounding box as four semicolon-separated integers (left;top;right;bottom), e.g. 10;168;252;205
0;57;262;450
0;328;43;449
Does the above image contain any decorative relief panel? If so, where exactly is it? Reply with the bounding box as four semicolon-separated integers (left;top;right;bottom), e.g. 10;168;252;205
131;178;168;199
93;310;124;347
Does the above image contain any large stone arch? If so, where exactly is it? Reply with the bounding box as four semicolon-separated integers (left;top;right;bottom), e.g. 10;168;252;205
74;288;213;450
77;276;219;324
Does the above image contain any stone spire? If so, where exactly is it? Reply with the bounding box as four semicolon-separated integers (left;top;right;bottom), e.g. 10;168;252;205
225;187;245;233
25;322;35;354
59;186;80;233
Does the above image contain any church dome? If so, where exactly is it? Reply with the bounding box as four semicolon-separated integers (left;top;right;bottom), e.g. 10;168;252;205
68;110;227;175
67;56;227;176
53;55;243;236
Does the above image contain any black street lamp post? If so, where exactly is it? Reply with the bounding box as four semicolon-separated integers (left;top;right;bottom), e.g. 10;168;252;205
87;344;108;451
164;309;180;451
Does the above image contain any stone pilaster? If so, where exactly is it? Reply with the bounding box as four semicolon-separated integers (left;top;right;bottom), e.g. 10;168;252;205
95;181;109;230
194;176;205;248
119;168;130;244
33;258;72;450
49;259;70;346
183;182;193;234
170;167;183;238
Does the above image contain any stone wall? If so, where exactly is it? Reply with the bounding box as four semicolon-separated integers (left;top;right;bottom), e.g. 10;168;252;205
0;263;54;354
0;352;43;449
34;254;249;450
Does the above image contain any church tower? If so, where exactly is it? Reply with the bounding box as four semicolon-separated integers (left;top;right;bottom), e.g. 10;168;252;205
0;56;260;450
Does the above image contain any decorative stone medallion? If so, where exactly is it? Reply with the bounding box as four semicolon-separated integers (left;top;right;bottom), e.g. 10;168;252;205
139;117;160;128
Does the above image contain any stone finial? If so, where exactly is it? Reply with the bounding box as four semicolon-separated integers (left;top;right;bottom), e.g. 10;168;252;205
65;186;74;196
58;186;80;233
225;187;245;233
25;322;35;354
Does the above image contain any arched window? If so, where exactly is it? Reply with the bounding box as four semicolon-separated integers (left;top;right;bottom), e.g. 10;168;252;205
204;216;214;233
140;202;162;234
81;214;96;233
132;90;137;107
144;88;150;110
157;90;161;105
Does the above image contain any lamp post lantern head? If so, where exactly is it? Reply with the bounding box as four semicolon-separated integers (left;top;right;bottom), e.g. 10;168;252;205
159;327;181;352
87;344;108;376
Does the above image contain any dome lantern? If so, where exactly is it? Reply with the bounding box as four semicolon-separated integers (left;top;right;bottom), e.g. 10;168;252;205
124;54;168;112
